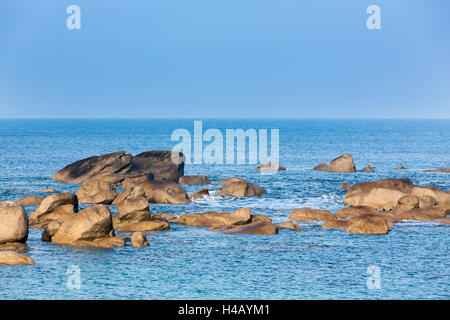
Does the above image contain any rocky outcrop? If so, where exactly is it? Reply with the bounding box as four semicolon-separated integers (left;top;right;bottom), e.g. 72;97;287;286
120;173;154;190
255;164;286;171
218;181;266;197
289;207;336;222
29;193;78;228
178;175;211;185
75;179;118;204
0;202;29;244
189;188;210;200
344;178;450;211
51;150;185;185
174;208;252;227
219;177;248;186
423;168;450;173
361;165;374;172
16;195;44;206
139;181;190;204
313;154;356;173
131;232;149;248
0;251;35;265
50;205;122;247
221;221;278;235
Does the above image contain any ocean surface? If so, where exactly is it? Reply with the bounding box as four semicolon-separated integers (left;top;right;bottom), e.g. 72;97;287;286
0;119;449;300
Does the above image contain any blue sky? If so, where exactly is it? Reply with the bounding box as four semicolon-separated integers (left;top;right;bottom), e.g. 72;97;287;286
0;0;449;118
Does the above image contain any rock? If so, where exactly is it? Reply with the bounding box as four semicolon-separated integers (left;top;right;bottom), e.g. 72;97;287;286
419;195;437;209
432;217;450;224
113;219;170;232
313;154;356;173
117;198;150;222
219;177;248;186
75;179;118;204
340;183;351;190
396;166;405;170
397;208;445;222
423;168;450;173
120;173;154;190
71;237;126;248
112;186;146;205
189;188;210;200
361;165;374;172
128;150;185;182
347;188;408;211
174;208;252;227
289;207;336;222
221;221;278;235
151;213;177;221
398;195;420;207
345;178;415;196
140;181;191;204
51;205;115;245
0;251;35;265
250;214;272;223
131;232;149;248
335;206;377;219
433;201;450;215
218;181;266;197
0;202;29;244
277;221;301;230
51;151;133;184
178;175;211;185
16;195;44;206
41;221;62;242
345;215;389;235
321;220;350;229
410;186;450;205
255;164;286;171
0;242;28;252
29;193;78;227
30;204;76;229
40;188;57;193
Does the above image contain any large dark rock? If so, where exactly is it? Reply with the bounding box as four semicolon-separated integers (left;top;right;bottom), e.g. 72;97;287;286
128;150;184;182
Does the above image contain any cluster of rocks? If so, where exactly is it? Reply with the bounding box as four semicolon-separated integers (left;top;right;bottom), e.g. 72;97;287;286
1;150;448;266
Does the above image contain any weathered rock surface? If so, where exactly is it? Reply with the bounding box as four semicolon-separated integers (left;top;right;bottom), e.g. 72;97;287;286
218;181;266;197
321;220;350;229
335;206;377;219
151;213;177;221
396;208;445;222
255;164;286;171
16;195;44;206
419;195;437;209
0;251;35;265
344;215;389;235
140;181;191;204
432;217;450;224
313;154;356;173
75;179;118;204
289;208;336;222
219;177;248;186
0;202;29;244
117;198;150;222
131;232;149;248
174;208;252;227
361;165;375;172
120;173;154;190
128;150;185;182
221;221;278;235
178;175;211;185
51;205;117;246
29;193;78;227
189;188;210;200
113;219;170;232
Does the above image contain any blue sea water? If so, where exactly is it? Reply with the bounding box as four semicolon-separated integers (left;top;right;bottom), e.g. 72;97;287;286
0;119;449;300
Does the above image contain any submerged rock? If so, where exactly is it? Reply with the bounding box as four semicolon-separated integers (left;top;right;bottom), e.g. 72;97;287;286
277;221;301;230
131;232;149;248
218;181;266;197
221;221;278;235
361;165;375;172
423;168;450;173
395;166;405;170
178;175;211;185
16;195;44;206
189;188;210;200
0;202;29;244
0;251;35;265
289;207;336;222
313;154;356;173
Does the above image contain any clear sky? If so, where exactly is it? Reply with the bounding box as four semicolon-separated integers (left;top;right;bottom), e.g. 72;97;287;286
0;0;449;118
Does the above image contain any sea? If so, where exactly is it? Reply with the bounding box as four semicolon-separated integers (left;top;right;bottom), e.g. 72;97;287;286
0;119;449;299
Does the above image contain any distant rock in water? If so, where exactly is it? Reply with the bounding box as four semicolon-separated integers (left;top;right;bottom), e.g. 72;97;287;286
361;165;375;172
289;207;336;222
255;164;286;171
189;188;209;200
218;181;266;197
395;166;405;170
423;168;450;173
51;150;185;184
312;154;356;173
